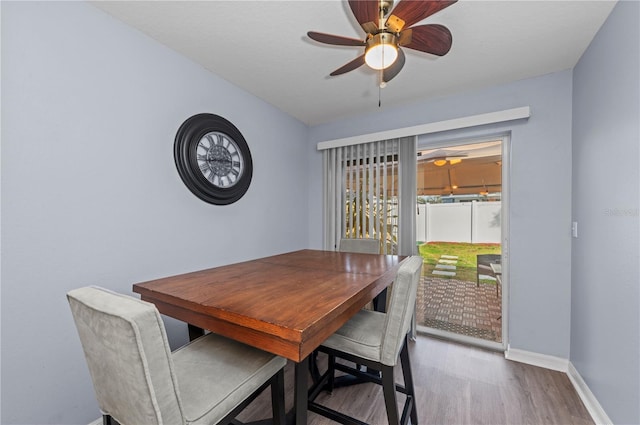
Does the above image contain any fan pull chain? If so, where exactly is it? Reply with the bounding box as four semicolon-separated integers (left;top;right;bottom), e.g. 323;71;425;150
378;71;382;107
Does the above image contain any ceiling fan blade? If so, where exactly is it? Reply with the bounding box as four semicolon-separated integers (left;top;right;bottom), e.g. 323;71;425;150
348;0;380;32
307;31;365;47
402;24;452;56
383;48;406;83
330;54;366;76
389;0;457;30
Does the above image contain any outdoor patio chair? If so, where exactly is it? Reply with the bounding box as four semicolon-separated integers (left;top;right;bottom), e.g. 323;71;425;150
68;286;286;425
476;253;501;287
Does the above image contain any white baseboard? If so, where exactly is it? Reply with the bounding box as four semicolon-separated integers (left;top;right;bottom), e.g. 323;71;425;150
504;347;612;425
504;347;569;372
567;363;613;425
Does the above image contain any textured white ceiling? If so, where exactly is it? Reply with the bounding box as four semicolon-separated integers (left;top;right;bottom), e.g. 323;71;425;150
91;0;617;126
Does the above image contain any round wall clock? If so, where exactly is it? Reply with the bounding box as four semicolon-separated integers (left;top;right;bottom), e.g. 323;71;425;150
174;113;253;205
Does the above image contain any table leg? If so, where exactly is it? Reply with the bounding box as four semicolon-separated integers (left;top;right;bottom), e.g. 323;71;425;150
187;324;205;341
295;357;309;424
373;288;387;313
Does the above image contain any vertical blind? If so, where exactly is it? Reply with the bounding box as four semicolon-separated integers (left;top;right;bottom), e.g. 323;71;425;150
322;136;416;255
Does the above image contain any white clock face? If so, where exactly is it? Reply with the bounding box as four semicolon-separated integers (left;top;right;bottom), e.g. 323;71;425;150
196;131;244;188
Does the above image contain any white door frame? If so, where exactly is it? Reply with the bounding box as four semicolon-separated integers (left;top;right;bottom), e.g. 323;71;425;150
415;133;509;352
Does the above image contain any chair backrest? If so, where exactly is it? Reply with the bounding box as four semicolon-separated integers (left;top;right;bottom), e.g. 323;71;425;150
67;286;184;425
379;256;423;366
477;253;501;267
338;238;380;254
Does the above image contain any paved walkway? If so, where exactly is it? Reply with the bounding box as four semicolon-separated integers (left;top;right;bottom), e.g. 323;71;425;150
416;272;502;343
432;254;459;277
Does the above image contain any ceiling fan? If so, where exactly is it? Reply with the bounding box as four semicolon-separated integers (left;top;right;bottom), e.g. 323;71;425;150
307;0;457;84
418;149;467;166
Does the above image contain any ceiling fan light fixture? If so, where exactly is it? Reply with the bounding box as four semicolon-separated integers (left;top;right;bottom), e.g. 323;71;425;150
365;33;398;70
449;158;462;165
433;159;447;166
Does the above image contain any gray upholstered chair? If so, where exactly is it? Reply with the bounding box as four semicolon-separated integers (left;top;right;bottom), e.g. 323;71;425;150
339;237;381;311
338;237;380;254
67;286;286;425
309;237;384;382
309;256;424;425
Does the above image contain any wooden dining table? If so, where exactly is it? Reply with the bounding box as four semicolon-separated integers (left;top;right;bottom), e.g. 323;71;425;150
132;249;407;424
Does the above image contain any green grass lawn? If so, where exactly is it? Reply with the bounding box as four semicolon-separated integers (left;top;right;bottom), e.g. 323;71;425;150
418;241;501;282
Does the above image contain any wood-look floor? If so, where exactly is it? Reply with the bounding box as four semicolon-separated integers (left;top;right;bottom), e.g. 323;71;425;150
237;334;594;425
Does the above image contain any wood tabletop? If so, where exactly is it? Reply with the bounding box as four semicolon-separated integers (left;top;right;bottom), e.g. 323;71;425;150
133;249;406;362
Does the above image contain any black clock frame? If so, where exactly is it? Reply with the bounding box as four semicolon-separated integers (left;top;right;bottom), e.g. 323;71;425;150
174;113;253;205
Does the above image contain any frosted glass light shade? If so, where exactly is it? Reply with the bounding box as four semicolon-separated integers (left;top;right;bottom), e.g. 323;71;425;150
365;33;398;70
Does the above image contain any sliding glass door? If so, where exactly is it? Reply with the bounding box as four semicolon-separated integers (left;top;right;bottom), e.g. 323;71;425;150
415;137;507;349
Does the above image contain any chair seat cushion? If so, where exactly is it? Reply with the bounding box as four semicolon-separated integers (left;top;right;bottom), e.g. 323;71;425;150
172;333;286;425
321;309;386;362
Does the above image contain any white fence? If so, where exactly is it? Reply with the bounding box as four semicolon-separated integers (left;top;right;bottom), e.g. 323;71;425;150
416;201;501;243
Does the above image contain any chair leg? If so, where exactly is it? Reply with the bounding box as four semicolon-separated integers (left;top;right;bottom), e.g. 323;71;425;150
381;365;400;425
327;354;336;393
309;350;322;383
400;338;418;425
271;369;286;425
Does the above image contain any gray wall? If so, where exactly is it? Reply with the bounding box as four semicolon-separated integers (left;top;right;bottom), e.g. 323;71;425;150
571;2;640;424
1;2;308;424
308;70;575;359
3;1;638;424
